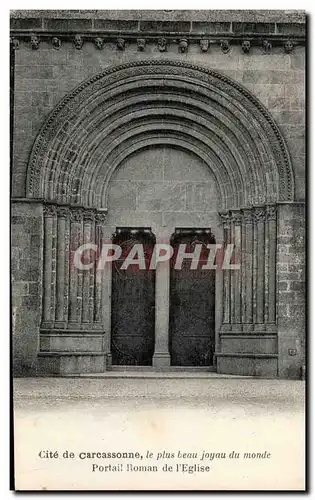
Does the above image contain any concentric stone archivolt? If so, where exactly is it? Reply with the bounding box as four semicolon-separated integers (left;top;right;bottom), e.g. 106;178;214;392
26;60;294;209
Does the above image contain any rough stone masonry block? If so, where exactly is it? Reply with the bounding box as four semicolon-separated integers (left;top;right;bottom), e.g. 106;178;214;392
11;201;43;376
277;203;305;379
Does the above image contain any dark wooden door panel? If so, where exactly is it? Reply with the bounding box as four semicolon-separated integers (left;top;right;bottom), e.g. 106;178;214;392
169;230;216;366
111;229;155;366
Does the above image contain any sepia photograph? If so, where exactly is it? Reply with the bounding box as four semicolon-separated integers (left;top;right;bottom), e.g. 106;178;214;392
10;6;306;491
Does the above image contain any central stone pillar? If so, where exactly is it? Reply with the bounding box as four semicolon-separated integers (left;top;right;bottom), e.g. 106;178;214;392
153;235;171;368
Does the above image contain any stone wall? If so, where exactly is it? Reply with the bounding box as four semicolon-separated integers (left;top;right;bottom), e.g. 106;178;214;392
11;10;305;202
277;203;306;379
10;10;306;378
11;201;43;375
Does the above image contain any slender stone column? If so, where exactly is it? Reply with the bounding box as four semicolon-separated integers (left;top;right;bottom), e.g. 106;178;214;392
241;212;247;324
266;205;277;324
82;210;95;324
42;205;56;324
243;209;253;325
231;211;242;325
153;234;171;368
55;207;69;324
254;207;266;324
63;211;70;322
68;208;82;326
264;209;270;324
94;212;107;326
252;209;258;325
220;212;231;327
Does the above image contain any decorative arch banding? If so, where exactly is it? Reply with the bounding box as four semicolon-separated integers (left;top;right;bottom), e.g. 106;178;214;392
26;60;294;208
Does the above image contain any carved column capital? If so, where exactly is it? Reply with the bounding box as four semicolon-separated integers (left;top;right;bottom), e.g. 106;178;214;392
265;204;277;221
219;211;231;228
242;208;253;224
230;210;242;225
95;211;107;224
253;206;266;223
70;207;83;222
56;206;70;219
83;210;95;223
43;204;57;217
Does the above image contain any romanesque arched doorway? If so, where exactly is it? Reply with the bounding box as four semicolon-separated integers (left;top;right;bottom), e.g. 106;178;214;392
25;60;294;376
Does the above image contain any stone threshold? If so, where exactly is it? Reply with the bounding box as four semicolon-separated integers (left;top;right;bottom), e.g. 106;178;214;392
56;372;253;379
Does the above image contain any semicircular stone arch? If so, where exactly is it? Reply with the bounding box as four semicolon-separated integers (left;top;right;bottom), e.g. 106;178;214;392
26;60;294;209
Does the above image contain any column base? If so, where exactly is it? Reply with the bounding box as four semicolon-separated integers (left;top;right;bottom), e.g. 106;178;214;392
106;352;112;370
152;352;171;369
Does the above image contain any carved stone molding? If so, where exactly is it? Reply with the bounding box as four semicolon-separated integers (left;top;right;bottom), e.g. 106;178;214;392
94;37;104;50
178;38;188;53
52;37;61;50
116;38;125;51
284;39;294;53
157;37;167;52
200;39;209;52
262;39;272;54
10;38;19;50
31;35;39;50
137;38;146;51
74;34;84;50
220;39;230;54
26;60;294;207
241;40;251;54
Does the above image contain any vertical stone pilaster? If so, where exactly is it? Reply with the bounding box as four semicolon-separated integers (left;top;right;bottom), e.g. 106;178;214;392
153;235;171;368
42;205;56;323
